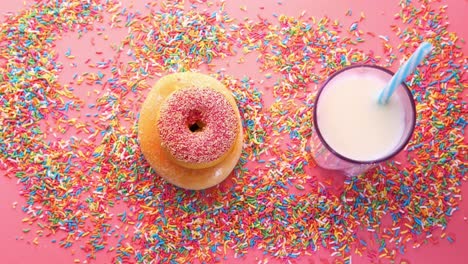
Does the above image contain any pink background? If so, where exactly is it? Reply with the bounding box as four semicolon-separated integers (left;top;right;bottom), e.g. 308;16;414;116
0;0;467;263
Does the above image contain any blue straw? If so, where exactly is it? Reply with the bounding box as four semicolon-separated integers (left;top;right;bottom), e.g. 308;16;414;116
378;42;433;105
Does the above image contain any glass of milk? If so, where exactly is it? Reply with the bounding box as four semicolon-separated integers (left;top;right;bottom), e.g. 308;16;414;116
310;65;416;176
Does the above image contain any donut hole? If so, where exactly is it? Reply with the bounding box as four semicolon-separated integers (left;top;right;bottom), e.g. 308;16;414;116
188;120;206;132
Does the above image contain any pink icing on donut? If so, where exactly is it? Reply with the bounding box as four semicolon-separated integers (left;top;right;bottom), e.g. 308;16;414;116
158;86;238;164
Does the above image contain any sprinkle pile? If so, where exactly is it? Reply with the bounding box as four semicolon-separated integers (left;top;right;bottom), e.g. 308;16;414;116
0;0;466;263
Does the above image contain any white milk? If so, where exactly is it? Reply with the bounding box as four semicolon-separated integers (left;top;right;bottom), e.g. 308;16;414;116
316;70;405;161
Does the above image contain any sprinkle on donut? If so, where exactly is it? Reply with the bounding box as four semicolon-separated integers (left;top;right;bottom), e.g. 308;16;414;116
158;86;238;165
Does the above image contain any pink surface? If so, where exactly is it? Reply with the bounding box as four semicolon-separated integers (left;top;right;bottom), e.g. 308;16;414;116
0;0;467;263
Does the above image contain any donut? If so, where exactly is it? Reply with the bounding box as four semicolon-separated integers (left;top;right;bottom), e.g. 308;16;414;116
138;72;243;190
158;87;238;169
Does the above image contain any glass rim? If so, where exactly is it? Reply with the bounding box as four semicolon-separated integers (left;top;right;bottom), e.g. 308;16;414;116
312;64;417;165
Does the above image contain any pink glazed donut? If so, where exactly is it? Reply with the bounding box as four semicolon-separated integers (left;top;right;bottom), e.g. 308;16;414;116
158;86;239;169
